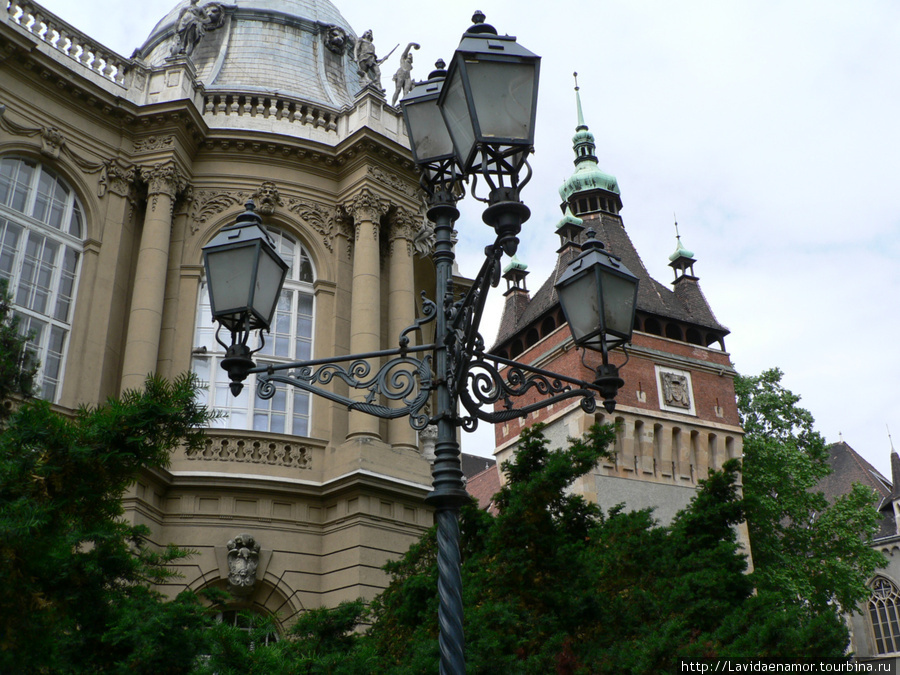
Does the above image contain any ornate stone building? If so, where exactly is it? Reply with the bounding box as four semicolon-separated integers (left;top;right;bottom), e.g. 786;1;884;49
492;86;749;536
0;0;439;626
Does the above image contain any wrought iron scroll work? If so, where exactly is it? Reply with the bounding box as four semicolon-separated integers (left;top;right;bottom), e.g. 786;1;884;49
441;236;600;432
253;344;435;431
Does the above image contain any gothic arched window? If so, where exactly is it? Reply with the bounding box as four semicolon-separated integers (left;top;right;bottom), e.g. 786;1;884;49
193;227;314;436
869;577;900;654
0;157;83;402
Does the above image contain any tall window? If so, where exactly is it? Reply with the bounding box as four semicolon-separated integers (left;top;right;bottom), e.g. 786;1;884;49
193;227;314;436
869;577;900;654
0;157;83;402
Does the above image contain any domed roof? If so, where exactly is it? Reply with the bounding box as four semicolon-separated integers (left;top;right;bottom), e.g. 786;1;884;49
135;0;362;108
558;84;620;203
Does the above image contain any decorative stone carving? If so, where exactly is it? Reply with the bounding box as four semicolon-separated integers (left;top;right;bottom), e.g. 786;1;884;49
39;127;65;159
170;0;226;58
391;42;419;107
287;198;339;252
140;162;188;213
99;162;136;198
188;189;248;234
388;207;420;256
345;188;387;235
322;24;352;55
413;204;435;257
134;135;175;153
660;371;691;409
226;533;260;596
184;435;312;469
366;165;419;200
252;181;283;216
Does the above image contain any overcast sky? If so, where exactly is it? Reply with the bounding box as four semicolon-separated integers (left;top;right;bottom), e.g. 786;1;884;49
31;0;900;477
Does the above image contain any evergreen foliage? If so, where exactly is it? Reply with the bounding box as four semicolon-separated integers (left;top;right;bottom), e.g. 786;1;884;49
0;373;216;673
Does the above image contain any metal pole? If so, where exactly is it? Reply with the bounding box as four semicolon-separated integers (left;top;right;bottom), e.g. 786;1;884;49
425;195;468;675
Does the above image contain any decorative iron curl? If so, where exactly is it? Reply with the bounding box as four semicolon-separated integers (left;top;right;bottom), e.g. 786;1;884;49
255;353;434;431
456;352;601;427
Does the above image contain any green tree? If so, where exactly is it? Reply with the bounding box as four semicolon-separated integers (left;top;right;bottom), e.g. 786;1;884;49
0;373;217;674
362;424;763;673
736;368;885;615
0;279;37;417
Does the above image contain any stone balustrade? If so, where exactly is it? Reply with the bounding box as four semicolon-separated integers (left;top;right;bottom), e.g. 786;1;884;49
7;0;132;86
203;92;340;132
182;428;323;471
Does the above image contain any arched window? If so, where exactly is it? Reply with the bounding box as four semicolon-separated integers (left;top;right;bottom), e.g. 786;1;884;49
193;227;314;436
869;577;900;654
217;609;280;646
0;157;83;402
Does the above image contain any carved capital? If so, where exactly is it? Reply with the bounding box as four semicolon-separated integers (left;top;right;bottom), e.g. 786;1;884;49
388;207;420;256
99;162;137;198
141;162;187;198
345;188;387;224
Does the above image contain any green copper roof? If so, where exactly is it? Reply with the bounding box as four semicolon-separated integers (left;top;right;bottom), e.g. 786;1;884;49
504;254;528;274
558;76;620;202
668;235;695;262
556;205;584;230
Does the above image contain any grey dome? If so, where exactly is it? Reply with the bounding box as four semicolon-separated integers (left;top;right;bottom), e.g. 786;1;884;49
136;0;361;108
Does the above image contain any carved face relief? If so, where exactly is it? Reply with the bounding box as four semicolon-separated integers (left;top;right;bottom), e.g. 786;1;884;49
252;181;283;215
226;533;260;595
323;25;349;54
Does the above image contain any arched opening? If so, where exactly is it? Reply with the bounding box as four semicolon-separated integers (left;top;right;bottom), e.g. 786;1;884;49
665;323;683;341
193;226;315;435
0;156;84;402
644;318;662;336
686;328;703;345
869;577;900;654
525;327;539;349
540;314;556;337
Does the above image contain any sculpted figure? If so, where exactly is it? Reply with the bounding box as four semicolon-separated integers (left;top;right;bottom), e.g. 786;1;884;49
391;42;420;106
354;30;397;90
171;0;225;57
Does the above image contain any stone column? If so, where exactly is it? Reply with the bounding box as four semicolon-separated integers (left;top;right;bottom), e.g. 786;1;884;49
120;162;186;393
386;207;419;452
345;188;387;440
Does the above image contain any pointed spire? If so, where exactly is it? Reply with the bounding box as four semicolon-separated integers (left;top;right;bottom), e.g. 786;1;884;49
574;72;587;131
669;215;695;262
559;73;621;211
669;215;698;282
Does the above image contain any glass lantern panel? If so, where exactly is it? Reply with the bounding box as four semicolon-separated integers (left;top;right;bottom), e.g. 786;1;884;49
251;247;286;327
440;66;477;168
467;60;535;142
599;270;637;338
207;244;258;315
558;270;600;344
405;97;455;164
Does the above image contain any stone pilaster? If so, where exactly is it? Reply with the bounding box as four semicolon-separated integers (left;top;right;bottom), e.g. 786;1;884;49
345;188;387;440
120;162;187;393
386;207;419;452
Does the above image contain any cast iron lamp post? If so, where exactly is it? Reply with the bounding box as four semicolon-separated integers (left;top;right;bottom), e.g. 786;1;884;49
202;12;637;675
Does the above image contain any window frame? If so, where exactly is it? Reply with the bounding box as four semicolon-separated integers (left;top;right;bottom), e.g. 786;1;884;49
0;156;84;402
192;225;316;437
